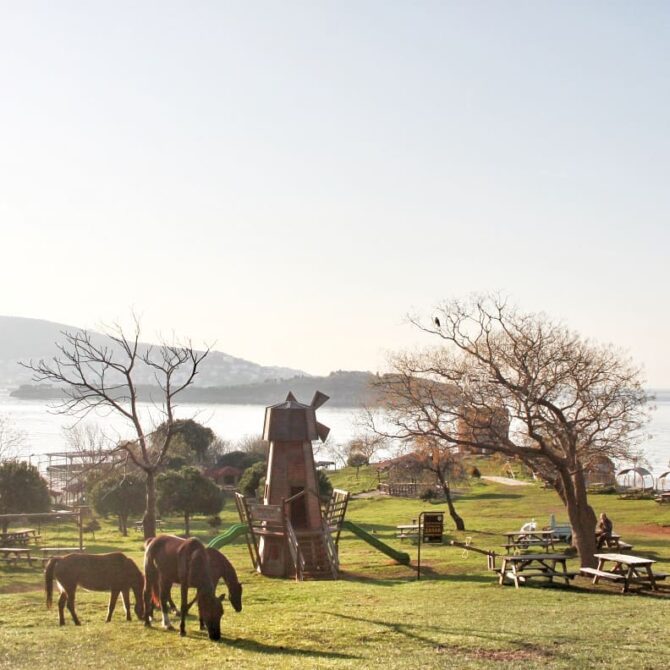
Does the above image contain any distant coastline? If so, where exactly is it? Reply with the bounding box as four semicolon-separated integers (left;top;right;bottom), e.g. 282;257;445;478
8;370;380;408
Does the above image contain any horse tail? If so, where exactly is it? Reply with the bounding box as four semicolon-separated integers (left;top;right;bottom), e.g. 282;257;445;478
143;548;161;608
45;557;60;609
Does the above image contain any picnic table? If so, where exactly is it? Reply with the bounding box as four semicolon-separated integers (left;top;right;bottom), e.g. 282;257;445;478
497;552;577;588
596;533;633;551
0;547;35;566
503;530;556;553
396;523;420;541
581;553;668;593
0;528;40;546
134;519;163;533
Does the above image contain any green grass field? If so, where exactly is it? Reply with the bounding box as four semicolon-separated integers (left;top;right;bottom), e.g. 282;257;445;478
1;467;668;669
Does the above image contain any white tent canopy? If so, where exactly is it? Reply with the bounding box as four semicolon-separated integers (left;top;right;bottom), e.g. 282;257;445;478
616;467;655;490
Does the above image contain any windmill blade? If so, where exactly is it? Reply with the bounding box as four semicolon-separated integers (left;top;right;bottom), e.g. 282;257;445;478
316;421;330;442
310;391;329;409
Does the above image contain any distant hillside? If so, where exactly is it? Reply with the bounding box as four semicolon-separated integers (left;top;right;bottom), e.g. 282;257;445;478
0;315;306;388
10;371;378;408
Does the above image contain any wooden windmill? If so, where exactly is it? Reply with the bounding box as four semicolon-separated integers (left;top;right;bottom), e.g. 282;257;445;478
236;391;345;579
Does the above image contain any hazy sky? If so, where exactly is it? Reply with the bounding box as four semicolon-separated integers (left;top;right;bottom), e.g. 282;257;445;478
1;2;668;384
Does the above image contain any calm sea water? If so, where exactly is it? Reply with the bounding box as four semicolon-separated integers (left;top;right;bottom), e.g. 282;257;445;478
1;390;669;474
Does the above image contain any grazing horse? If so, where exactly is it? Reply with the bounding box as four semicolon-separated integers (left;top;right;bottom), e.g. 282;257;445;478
144;535;224;641
166;547;243;617
45;552;144;626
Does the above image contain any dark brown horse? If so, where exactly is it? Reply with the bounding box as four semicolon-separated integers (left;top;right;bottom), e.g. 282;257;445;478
167;547;243;617
144;535;224;641
45;552;144;625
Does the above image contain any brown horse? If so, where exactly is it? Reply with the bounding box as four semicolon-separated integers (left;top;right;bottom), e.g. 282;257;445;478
144;535;224;641
166;547;243;617
45;552;144;626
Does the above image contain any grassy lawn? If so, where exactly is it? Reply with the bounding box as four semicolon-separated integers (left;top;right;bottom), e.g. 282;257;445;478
1;467;668;669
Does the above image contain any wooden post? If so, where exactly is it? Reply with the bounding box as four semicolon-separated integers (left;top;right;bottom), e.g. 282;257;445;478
78;508;84;550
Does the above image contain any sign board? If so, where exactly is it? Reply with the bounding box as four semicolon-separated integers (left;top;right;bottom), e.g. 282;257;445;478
422;513;444;544
248;504;284;524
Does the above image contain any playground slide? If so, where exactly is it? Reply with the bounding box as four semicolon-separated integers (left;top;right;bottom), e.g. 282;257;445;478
342;520;411;566
207;523;249;549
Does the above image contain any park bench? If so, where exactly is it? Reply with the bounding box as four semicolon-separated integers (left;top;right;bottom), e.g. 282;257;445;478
496;568;578;584
579;567;625;582
0;548;35;567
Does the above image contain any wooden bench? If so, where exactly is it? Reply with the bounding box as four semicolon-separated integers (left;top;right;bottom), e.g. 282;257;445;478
498;568;578;582
579;567;625;582
0;548;35;567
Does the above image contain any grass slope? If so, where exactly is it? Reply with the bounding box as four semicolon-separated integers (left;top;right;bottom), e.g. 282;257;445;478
0;468;668;670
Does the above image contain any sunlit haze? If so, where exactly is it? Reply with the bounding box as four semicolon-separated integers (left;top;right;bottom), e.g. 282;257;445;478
1;2;668;384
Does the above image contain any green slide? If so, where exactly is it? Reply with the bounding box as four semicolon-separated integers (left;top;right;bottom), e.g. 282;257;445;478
342;520;411;565
207;523;249;549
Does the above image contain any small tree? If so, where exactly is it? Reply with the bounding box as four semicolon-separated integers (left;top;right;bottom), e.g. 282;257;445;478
237;434;269;459
157;467;224;536
317;468;333;501
89;473;146;535
155;419;215;465
216;450;264;471
238;461;267;498
371;295;650;566
0;461;50;533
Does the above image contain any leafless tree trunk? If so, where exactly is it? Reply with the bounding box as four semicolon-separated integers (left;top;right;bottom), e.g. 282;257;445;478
22;317;209;541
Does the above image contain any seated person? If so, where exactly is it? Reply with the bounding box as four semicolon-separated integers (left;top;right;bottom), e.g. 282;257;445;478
595;512;613;548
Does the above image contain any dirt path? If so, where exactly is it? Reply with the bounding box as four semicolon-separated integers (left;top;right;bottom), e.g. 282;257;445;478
481;475;532;486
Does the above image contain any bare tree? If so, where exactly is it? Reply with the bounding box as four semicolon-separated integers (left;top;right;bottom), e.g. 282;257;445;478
345;433;387;465
22;318;209;539
0;415;27;461
371;295;650;567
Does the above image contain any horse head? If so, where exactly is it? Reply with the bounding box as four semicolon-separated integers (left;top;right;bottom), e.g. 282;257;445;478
227;581;243;613
197;591;224;641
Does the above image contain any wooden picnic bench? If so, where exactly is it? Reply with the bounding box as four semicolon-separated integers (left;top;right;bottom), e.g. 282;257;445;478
503;530;556;554
0;547;35;567
396;523;420;541
597;533;633;552
497;553;577;588
582;553;668;593
0;529;40;546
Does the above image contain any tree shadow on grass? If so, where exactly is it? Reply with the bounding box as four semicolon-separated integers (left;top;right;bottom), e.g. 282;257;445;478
338;568;494;586
222;636;359;660
322;611;574;661
459;492;523;501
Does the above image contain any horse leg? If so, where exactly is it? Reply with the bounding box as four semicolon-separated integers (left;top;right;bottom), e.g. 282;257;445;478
121;589;132;621
107;589;120;622
179;581;189;637
57;590;67;626
66;586;81;625
159;578;175;631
